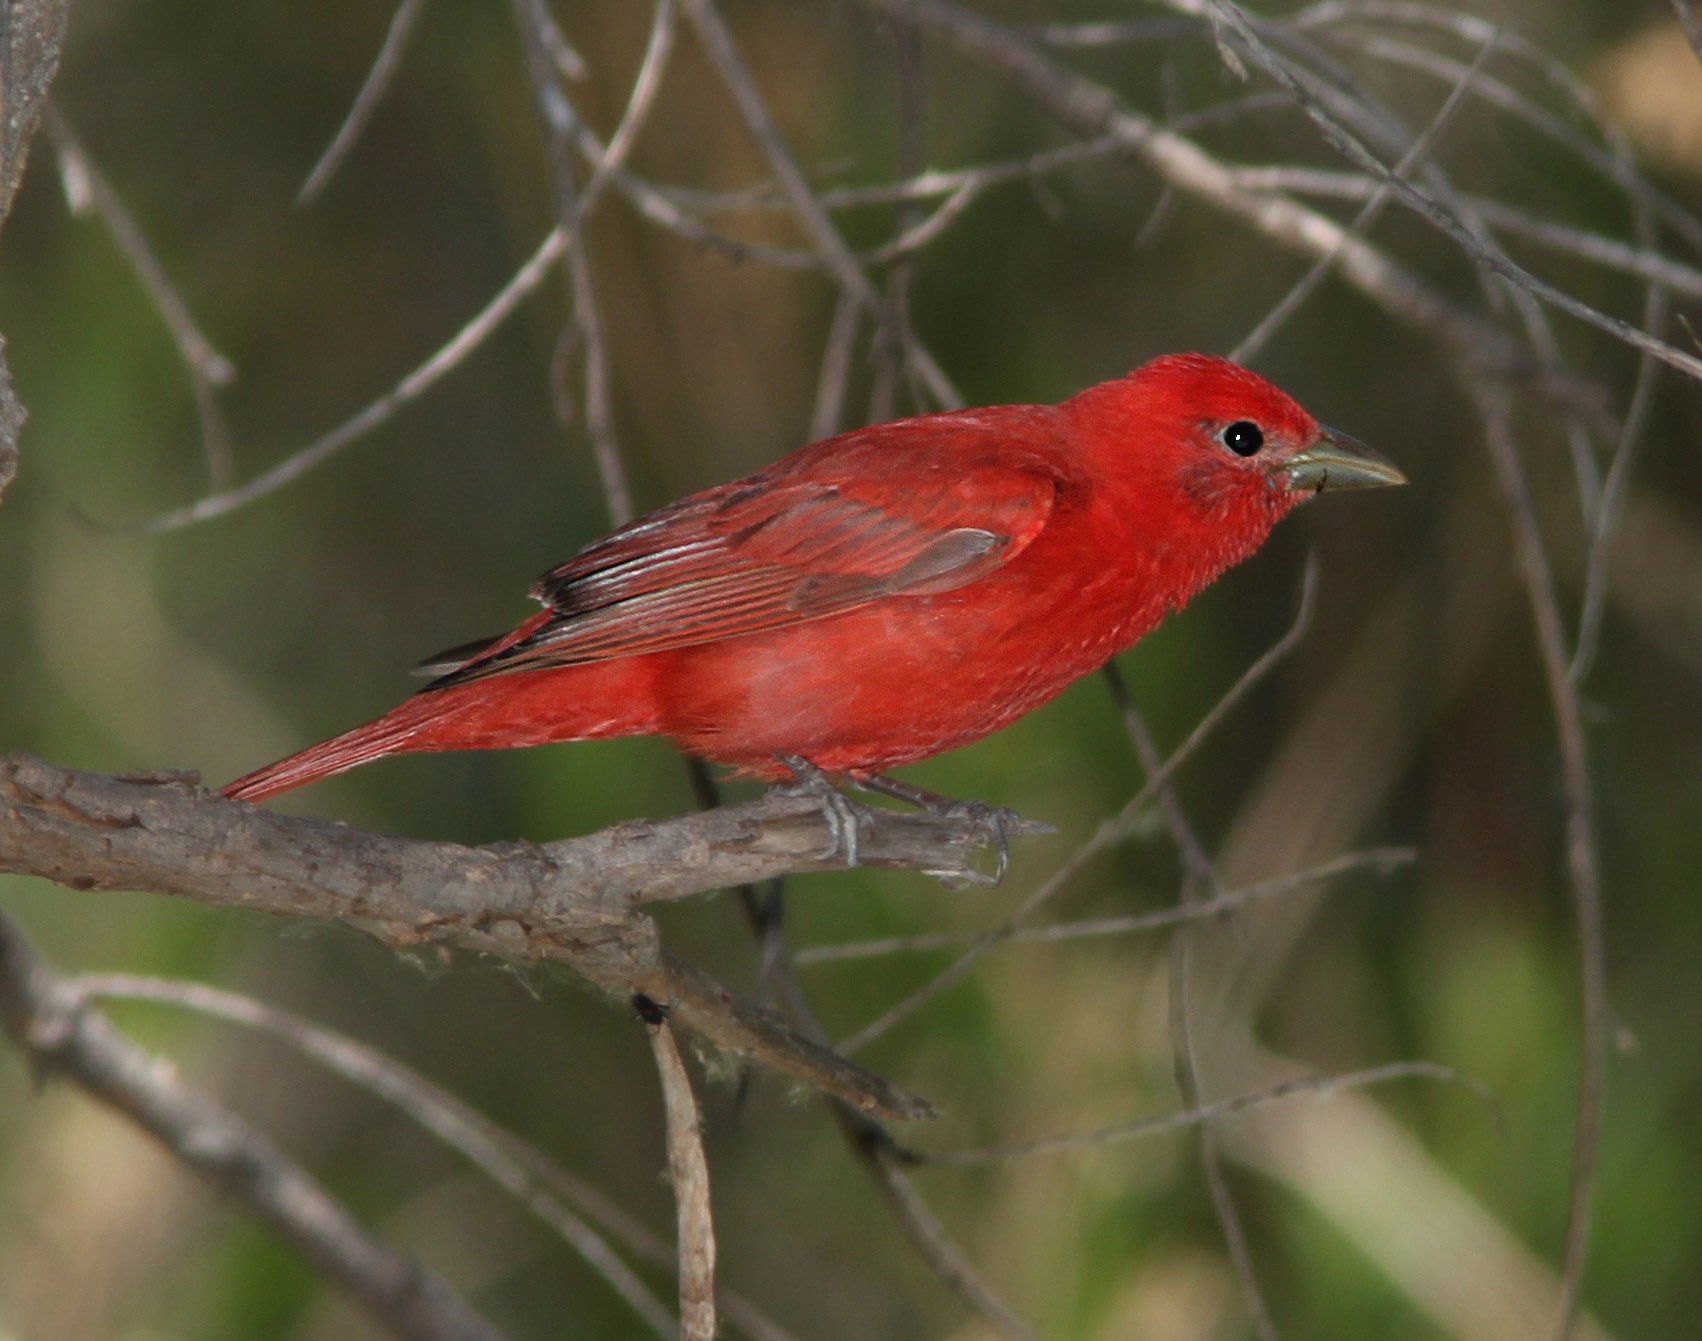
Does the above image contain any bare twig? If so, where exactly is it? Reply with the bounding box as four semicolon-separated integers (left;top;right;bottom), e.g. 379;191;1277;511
1459;378;1606;1341
131;226;568;533
697;843;1033;1337
1673;0;1702;67
578;0;680;213
1232;30;1491;363
83;974;803;1341
0;342;20;504
867;11;927;423
45;107;238;489
511;0;632;524
0;914;507;1341
1031;19;1201;48
1226;168;1702;302
647;1021;716;1341
299;0;430;204
864;0;1526;376
1106;671;1276;1341
1187;0;1702;384
45;112;235;389
681;0;962;411
920;1061;1497;1165
793;848;1416;964
843;1113;1037;1341
1573;221;1668;686
79;975;680;1339
808;288;862;441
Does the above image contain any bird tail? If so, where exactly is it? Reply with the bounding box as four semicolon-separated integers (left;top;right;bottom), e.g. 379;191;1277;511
221;693;457;803
221;661;663;804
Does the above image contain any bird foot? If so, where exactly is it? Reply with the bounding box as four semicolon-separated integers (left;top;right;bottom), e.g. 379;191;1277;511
774;755;875;868
771;759;1033;885
849;773;1022;886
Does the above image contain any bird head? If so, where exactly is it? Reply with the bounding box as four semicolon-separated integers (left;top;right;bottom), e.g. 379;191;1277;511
1070;353;1404;517
1056;353;1404;588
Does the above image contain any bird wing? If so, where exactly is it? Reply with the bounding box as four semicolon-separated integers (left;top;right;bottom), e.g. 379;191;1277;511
426;428;1061;686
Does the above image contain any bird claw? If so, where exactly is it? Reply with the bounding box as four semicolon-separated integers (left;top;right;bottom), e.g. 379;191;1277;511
772;759;1030;883
775;754;872;867
850;773;1023;886
940;799;1019;884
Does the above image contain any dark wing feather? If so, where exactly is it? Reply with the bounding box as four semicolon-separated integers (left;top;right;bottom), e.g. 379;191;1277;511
428;430;1061;688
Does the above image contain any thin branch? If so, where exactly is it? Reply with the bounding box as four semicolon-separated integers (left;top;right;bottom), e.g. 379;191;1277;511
808;287;862;442
578;0;680;213
647;1021;717;1341
298;0;431;204
1232;29;1491;364
1298;0;1702;293
1187;0;1702;384
1226;167;1702;303
1304;3;1702;248
793;848;1417;964
1459;378;1606;1341
919;1061;1497;1166
864;0;1529;378
1112;676;1277;1340
79;975;680;1340
681;0;961;411
44;111;234;388
867;10;927;423
689;823;1033;1338
0;0;71;505
0;342;19;505
0;914;506;1341
842;1112;1037;1341
131;226;568;533
1572;210;1669;686
511;0;632;524
1031;19;1202;48
45;107;238;490
270;1;674;532
1673;0;1702;67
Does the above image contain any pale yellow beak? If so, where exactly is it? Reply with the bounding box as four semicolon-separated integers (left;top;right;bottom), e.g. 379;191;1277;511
1280;426;1407;494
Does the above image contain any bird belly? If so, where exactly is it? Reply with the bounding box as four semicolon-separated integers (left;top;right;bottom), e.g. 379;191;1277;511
652;578;1153;778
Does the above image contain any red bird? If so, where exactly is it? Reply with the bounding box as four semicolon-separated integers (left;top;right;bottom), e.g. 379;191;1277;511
223;355;1402;809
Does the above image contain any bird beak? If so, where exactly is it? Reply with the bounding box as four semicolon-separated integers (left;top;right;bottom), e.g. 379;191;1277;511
1279;426;1407;494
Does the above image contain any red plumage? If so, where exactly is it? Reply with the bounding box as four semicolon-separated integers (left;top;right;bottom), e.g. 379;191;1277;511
222;355;1402;804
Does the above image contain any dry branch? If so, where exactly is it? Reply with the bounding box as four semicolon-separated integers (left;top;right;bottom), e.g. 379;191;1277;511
0;913;507;1341
0;752;1045;1120
0;0;72;502
646;1020;717;1341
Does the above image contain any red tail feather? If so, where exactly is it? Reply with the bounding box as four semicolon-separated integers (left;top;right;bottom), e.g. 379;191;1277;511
222;695;459;802
222;661;663;802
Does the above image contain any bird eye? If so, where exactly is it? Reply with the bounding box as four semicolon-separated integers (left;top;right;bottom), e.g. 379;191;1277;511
1221;421;1264;457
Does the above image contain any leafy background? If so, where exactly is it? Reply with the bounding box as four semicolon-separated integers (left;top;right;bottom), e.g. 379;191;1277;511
1;2;1699;1338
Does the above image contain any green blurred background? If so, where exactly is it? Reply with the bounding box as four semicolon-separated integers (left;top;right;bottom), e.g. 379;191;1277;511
2;1;1700;1338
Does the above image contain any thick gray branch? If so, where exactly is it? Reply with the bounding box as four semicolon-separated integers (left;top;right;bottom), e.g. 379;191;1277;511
0;0;70;501
0;0;65;215
0;753;1038;1119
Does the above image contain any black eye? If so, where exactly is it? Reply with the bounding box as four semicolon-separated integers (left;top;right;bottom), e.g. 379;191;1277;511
1221;421;1264;457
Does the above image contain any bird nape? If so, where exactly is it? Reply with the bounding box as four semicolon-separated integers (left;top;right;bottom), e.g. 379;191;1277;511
221;353;1404;810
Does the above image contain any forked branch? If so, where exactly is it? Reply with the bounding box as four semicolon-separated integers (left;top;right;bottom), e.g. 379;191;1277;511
0;751;1048;1121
